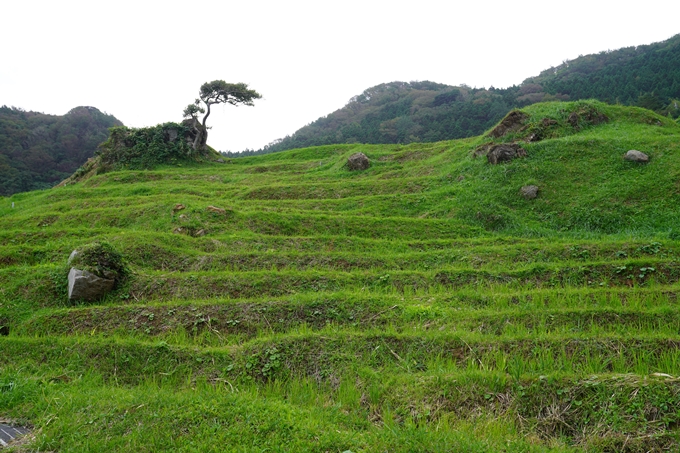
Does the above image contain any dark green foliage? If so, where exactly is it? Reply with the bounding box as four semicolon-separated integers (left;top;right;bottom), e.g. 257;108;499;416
433;89;462;106
0;105;122;195
257;82;510;154
534;34;680;107
98;122;203;169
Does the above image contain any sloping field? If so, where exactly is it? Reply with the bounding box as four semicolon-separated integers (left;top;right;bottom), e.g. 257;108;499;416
2;101;680;452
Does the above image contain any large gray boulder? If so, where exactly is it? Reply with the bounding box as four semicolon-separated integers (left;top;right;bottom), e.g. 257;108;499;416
347;152;370;171
624;150;649;163
68;268;115;301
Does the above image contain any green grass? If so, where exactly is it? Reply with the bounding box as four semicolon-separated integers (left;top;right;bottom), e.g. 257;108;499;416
2;100;680;451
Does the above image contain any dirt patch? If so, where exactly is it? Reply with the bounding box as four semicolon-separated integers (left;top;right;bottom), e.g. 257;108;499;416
487;110;529;138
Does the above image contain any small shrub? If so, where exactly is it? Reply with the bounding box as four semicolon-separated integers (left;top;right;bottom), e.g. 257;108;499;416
246;347;285;380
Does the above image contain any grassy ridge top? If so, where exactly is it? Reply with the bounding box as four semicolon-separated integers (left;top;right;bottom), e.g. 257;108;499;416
7;100;680;236
2;100;680;452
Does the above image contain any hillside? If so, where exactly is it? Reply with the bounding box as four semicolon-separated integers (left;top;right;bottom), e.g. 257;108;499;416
251;34;680;156
0;106;123;196
2;101;680;451
529;34;680;107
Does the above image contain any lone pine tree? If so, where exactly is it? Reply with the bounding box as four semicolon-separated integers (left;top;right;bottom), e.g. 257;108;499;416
183;80;262;151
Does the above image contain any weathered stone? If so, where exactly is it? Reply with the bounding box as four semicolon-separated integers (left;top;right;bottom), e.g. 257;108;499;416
216;158;225;163
165;128;178;142
173;203;186;213
195;229;206;237
206;205;227;215
68;268;115;301
488;110;529;138
181;118;200;145
473;143;494;159
567;106;608;130
624;150;649;163
527;118;560;142
347;152;370;171
520;185;539;199
487;144;527;164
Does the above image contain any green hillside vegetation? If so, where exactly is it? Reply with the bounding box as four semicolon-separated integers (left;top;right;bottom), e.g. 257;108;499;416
249;34;680;156
58;121;224;187
2;100;680;451
530;35;680;108
0;106;123;196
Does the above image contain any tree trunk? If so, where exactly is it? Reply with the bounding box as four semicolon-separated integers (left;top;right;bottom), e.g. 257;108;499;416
192;125;208;152
192;101;212;152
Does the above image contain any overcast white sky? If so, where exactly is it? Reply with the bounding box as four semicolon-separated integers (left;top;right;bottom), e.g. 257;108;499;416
1;1;678;152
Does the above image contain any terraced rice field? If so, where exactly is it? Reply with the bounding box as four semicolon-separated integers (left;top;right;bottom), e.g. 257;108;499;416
2;101;680;451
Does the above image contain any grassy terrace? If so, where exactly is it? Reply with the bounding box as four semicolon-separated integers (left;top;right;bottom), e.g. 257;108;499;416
2;101;680;451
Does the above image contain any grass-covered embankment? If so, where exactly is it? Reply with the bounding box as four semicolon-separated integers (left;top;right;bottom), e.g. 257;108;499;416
2;100;680;451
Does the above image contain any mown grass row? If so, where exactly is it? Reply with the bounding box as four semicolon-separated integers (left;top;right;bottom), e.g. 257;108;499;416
4;333;680;383
18;301;680;343
0;234;674;270
2;261;680;315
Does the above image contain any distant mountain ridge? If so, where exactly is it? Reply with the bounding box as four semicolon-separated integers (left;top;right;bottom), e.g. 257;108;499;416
242;34;680;157
0;106;122;196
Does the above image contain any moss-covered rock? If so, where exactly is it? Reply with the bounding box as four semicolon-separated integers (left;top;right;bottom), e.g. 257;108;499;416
68;241;128;283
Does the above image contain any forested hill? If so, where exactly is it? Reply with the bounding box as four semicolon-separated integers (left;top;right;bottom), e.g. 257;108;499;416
528;34;680;107
0;106;122;196
244;34;680;157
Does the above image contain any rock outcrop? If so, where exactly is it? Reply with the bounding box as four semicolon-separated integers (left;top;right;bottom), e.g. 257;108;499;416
68;268;115;301
487;110;529;139
66;242;127;302
520;185;539;199
347;152;370;171
487;144;527;164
